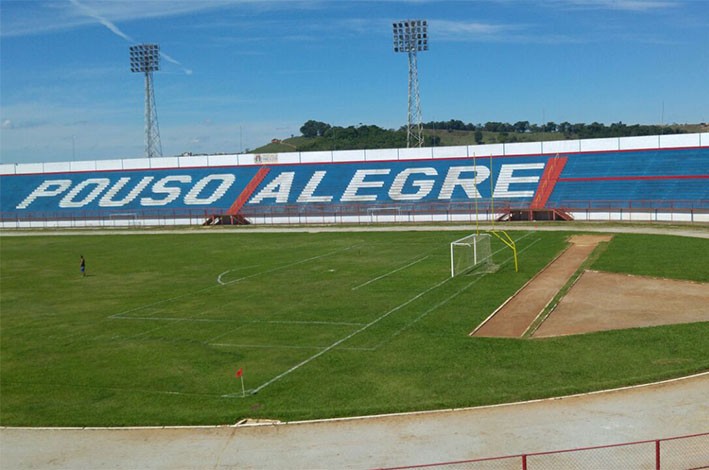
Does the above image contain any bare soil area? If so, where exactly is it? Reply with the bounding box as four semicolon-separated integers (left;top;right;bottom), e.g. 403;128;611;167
471;233;709;339
533;270;709;337
472;234;613;337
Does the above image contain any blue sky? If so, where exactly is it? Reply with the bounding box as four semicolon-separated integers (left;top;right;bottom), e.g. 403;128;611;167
1;0;708;164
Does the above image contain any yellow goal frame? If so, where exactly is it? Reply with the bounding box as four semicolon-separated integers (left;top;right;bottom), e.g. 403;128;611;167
488;229;519;272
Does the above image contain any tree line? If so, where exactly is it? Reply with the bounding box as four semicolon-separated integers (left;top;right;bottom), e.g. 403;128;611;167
422;119;685;140
297;119;686;151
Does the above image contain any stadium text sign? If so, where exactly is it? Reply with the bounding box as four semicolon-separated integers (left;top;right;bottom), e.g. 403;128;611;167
11;162;545;211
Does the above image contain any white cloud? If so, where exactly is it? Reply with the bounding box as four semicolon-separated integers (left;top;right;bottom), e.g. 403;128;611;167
543;0;679;12
69;0;134;42
431;20;519;41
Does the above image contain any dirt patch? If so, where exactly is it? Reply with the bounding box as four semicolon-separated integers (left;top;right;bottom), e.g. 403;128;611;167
471;233;708;338
532;271;709;337
471;235;612;337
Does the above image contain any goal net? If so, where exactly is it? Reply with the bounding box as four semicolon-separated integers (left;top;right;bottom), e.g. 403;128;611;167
450;233;496;277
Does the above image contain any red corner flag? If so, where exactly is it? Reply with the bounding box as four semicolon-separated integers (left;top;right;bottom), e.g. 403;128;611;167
235;368;245;397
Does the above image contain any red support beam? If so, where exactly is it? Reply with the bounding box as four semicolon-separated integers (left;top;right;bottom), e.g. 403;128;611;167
226;167;270;216
531;156;568;210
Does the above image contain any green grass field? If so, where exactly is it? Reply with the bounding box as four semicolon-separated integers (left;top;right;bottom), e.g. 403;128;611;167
1;229;707;426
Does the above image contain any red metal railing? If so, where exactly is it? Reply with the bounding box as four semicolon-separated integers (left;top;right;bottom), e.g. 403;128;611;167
377;432;709;470
1;199;707;228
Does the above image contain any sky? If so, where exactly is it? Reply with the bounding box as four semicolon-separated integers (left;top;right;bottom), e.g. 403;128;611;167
1;0;708;164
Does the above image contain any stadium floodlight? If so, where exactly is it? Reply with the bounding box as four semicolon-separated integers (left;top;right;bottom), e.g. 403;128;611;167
392;19;428;148
130;44;163;159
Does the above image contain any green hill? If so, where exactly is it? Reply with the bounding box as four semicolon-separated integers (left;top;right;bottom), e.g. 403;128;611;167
251;122;707;154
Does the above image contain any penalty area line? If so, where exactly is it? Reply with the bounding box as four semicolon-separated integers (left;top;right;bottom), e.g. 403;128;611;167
352;255;430;290
248;274;453;396
372;238;542;350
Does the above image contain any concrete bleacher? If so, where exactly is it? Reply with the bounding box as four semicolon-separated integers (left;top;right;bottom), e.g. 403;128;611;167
1;133;707;227
548;147;709;214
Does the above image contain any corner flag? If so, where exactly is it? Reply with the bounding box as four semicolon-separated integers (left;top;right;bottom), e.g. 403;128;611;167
235;367;245;397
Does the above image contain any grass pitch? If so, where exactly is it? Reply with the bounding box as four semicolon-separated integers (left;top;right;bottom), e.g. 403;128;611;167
1;229;707;426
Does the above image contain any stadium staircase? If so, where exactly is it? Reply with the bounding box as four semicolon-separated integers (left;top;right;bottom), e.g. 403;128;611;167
498;155;572;221
203;166;271;226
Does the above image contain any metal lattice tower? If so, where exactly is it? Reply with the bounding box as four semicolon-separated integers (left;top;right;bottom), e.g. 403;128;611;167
393;19;428;148
130;44;163;158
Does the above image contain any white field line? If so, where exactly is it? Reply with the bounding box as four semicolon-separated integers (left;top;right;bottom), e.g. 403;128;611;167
108;287;219;319
351;255;430;290
205;324;250;343
205;320;364;344
230;233;539;396
124;322;179;340
111;315;237;322
110;245;355;320
111;316;364;326
4;381;227;399
244;276;454;396
372;238;542;350
250;320;365;326
210;343;329;350
217;245;357;285
350;232;533;292
210;343;375;352
216;264;262;284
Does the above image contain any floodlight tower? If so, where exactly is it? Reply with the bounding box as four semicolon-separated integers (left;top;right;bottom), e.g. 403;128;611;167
130;44;163;158
393;19;428;148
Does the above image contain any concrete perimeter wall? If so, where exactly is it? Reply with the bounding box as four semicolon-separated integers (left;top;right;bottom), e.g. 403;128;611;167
1;133;707;176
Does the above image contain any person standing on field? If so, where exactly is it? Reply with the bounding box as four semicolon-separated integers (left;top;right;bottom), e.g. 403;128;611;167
80;255;86;277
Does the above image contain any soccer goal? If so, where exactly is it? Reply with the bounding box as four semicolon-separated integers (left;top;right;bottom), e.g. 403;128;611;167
450;233;497;277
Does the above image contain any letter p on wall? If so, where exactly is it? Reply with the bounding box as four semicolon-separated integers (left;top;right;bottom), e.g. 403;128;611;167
16;179;72;209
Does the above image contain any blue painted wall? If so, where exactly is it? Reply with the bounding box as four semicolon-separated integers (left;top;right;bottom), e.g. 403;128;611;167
1;147;707;219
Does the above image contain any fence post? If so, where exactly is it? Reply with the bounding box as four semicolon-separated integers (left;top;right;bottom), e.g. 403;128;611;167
655;439;661;470
522;454;528;470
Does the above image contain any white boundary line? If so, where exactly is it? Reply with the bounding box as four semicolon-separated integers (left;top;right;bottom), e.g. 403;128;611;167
372;237;542;350
352;255;430;290
7;372;707;430
215;264;261;285
108;244;356;321
210;343;328;350
111;316;365;326
4;226;706;429
217;245;357;285
105;233;540;394
229;233;541;395
245;275;455;396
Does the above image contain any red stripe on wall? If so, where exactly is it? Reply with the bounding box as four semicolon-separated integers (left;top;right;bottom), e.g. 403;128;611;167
530;156;568;209
558;174;709;183
226;167;270;215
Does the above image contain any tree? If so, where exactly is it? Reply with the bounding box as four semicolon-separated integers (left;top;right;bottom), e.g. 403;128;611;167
474;130;483;144
300;120;331;138
513;121;530;133
543;122;558;133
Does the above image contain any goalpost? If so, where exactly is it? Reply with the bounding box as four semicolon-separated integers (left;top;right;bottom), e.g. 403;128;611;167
450;231;518;277
451;152;518;277
450;233;495;277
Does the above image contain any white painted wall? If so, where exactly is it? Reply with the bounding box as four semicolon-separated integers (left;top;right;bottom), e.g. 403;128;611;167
2;133;706;176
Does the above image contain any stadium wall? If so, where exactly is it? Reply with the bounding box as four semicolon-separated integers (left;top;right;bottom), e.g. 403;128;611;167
1;133;707;227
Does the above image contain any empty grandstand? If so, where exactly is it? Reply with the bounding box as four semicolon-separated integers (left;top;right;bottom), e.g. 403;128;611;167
1;133;707;227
